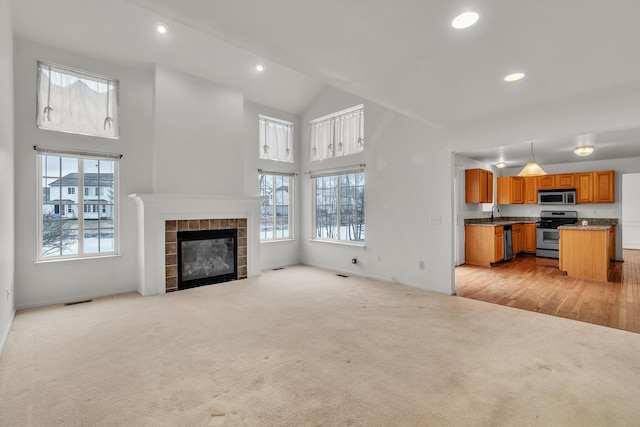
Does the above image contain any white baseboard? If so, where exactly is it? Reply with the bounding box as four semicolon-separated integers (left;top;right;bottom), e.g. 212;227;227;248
0;309;16;356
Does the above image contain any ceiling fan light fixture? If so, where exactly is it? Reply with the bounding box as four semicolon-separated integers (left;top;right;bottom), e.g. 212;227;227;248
496;161;506;168
518;142;547;176
504;72;525;82
574;145;594;156
155;22;169;35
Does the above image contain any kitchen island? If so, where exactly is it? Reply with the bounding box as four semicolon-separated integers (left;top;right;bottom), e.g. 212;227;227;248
558;225;610;281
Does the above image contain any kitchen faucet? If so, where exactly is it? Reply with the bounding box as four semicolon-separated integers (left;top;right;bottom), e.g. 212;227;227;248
491;204;500;222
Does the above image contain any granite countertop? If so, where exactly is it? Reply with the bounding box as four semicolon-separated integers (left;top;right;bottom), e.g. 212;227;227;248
465;217;537;226
558;224;612;231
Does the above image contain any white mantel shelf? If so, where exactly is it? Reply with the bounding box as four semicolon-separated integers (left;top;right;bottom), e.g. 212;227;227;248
129;193;263;296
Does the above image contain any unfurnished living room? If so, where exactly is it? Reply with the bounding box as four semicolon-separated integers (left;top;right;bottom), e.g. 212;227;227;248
1;1;640;426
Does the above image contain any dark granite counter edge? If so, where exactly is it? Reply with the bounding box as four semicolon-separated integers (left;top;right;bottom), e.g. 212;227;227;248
465;217;618;226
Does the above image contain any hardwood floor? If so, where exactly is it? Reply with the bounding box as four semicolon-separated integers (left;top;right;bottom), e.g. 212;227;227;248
455;249;640;334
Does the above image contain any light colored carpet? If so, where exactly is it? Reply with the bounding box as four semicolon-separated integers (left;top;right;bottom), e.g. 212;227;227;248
1;265;639;426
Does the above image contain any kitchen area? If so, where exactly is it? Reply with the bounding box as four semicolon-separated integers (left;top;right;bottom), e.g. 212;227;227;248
461;168;618;280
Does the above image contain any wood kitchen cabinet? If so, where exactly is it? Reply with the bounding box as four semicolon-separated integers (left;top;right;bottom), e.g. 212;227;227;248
497;176;524;204
512;224;522;254
555;173;576;188
523;176;538;204
610;225;616;261
465;225;504;266
537;175;556;190
522;223;536;253
594;170;615;203
465;169;493;203
576;172;594;203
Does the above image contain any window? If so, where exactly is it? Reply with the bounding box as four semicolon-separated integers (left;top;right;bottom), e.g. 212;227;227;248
312;169;365;242
258;115;294;162
259;173;292;240
36;61;119;139
309;105;364;161
85;187;90;196
38;151;118;259
67;187;75;195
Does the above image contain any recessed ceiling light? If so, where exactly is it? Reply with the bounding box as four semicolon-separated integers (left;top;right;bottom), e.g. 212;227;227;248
255;63;265;72
496;161;506;168
452;12;479;29
504;72;525;82
155;22;169;35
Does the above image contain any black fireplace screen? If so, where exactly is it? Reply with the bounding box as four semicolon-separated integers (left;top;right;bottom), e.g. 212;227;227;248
177;228;237;289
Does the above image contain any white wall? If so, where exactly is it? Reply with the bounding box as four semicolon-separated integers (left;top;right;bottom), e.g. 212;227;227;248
243;101;302;269
0;0;15;352
300;86;455;295
13;38;155;309
153;66;245;196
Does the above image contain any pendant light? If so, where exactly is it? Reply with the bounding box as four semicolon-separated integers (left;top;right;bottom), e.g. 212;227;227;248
518;142;547;176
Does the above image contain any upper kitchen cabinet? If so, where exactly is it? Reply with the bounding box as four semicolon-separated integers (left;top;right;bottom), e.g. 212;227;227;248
523;176;538;204
537;173;574;189
594;170;615;203
575;170;615;203
497;176;524;204
537;175;556;189
555;173;576;189
465;168;493;203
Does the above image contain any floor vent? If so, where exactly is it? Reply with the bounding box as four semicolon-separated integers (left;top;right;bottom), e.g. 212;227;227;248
64;299;92;306
336;274;349;278
272;267;285;271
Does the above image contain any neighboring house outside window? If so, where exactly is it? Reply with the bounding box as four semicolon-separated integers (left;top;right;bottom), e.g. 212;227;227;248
38;152;118;259
312;170;365;243
259;174;292;240
36;61;119;139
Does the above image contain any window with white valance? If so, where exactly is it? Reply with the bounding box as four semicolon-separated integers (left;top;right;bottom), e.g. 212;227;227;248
36;61;119;139
309;104;364;161
259;115;294;162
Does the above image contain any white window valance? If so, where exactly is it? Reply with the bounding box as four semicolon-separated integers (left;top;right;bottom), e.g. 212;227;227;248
36;62;119;139
309;104;364;162
259;115;294;163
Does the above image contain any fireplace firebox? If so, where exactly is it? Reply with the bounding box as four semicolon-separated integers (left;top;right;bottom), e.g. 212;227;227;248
177;228;238;289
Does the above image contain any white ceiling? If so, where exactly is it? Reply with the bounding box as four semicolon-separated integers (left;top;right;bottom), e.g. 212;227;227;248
10;0;640;165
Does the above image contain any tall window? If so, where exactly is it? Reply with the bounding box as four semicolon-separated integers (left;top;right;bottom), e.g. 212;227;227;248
258;115;294;162
312;169;365;242
38;151;118;259
259;174;292;240
36;61;119;139
309;105;364;161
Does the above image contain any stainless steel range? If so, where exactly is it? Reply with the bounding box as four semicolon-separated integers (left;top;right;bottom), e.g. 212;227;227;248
536;211;578;258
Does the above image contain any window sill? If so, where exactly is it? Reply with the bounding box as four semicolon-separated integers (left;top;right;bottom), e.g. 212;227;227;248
261;238;296;244
35;254;122;264
308;239;365;248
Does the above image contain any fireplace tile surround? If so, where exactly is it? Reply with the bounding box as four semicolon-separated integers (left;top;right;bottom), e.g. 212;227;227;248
165;218;247;291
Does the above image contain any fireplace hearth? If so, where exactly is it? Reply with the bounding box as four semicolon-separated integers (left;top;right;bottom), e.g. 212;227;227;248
178;228;237;289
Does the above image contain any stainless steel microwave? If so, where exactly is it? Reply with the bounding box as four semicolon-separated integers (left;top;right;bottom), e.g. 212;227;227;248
538;189;576;205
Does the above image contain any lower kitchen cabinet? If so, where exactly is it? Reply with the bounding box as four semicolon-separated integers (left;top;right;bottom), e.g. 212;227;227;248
465;225;504;267
522;223;536;253
512;224;522;254
610;225;616;261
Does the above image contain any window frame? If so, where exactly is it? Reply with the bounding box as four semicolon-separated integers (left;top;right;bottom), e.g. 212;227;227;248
311;168;365;245
37;152;120;261
258;173;294;241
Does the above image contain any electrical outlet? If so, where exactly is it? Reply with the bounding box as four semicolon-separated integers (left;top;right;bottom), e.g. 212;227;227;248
376;255;381;262
352;257;357;264
419;261;425;270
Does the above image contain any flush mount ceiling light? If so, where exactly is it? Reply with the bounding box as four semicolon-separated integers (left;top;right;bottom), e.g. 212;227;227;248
155;22;169;35
254;63;265;72
574;145;594;156
504;72;525;82
452;11;479;29
518;142;547;176
496;161;506;168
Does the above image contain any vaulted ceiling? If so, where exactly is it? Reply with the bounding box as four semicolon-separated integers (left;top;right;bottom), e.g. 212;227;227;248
11;0;640;165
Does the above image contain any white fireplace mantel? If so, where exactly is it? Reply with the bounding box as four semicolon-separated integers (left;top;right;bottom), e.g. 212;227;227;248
129;193;263;296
